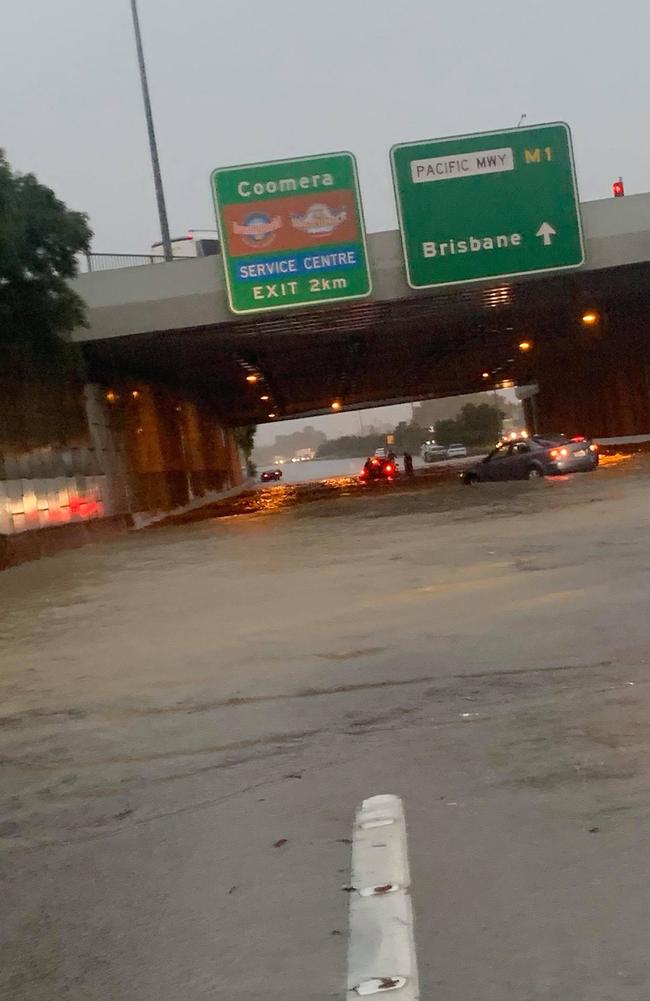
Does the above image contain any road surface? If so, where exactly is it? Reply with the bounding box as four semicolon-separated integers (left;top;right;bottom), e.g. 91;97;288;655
1;454;649;999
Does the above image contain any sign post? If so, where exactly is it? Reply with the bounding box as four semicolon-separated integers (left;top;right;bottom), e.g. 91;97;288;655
390;122;584;290
211;152;372;315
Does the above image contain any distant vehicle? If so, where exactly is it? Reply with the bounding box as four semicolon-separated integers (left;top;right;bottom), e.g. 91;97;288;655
461;435;599;484
422;444;446;463
359;456;399;483
260;469;283;482
151;231;219;259
446;443;468;458
374;447;387;458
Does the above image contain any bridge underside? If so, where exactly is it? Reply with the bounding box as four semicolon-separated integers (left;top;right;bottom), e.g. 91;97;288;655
83;260;650;434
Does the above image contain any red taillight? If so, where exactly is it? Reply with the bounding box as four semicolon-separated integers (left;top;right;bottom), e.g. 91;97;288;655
371;458;380;466
384;463;393;474
589;443;598;452
549;449;559;459
359;469;367;478
570;436;585;442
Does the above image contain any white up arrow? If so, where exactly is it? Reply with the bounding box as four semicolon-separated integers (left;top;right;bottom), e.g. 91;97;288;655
536;221;557;246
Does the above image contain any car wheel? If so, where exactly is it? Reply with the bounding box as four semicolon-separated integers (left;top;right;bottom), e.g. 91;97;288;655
527;466;544;480
464;473;479;486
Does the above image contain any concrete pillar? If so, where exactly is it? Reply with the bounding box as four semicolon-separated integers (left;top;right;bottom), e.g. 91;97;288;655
532;309;650;437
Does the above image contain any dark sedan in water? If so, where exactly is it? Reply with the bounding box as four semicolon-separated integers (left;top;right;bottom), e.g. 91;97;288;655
461;435;599;484
260;469;283;482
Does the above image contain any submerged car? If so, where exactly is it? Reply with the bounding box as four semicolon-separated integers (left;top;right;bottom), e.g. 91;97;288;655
461;435;599;484
260;469;283;482
359;456;399;482
446;443;468;458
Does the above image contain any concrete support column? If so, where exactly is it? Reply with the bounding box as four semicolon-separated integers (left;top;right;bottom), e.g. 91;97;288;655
532;310;650;437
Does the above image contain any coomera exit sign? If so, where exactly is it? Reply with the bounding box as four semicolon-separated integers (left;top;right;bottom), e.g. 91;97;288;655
390;122;584;289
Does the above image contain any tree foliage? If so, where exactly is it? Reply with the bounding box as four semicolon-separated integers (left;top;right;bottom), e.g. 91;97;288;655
435;403;503;448
0;150;92;376
316;432;386;459
391;420;429;454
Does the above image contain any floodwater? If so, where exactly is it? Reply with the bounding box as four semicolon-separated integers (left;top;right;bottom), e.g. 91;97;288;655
1;451;650;1000
258;456;370;483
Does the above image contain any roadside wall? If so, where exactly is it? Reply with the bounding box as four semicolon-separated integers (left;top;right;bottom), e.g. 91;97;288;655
533;313;650;437
0;380;244;569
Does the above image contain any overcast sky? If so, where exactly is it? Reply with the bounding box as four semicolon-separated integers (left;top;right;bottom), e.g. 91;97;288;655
3;0;649;251
3;0;648;441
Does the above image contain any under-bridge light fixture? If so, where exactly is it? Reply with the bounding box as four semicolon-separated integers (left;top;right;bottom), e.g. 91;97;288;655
581;310;599;326
331;400;342;411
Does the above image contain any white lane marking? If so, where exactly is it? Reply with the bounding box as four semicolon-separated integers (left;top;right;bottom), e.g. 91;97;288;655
346;794;419;1000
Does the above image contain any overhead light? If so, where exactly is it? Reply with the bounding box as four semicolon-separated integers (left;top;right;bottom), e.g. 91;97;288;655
105;390;118;403
260;394;270;401
485;285;512;308
268;412;277;419
482;371;490;379
131;389;140;399
331;400;342;411
246;374;259;384
581;311;599;326
518;340;532;352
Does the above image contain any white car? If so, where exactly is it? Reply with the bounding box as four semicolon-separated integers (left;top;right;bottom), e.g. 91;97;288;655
422;444;446;463
446;443;468;458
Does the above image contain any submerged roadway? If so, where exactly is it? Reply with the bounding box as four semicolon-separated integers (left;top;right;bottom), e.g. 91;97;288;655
1;453;650;1000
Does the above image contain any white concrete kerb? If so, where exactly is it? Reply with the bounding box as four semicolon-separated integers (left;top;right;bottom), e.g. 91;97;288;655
346;795;419;1000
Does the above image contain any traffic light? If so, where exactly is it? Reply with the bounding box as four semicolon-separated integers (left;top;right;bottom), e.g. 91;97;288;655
613;178;625;198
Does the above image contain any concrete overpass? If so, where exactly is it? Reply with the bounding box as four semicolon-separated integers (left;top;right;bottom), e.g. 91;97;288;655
73;193;650;434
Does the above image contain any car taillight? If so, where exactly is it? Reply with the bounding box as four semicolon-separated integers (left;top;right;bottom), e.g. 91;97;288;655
359;469;367;478
371;458;380;466
570;436;585;442
589;443;598;452
549;449;559;458
560;447;569;457
384;464;394;474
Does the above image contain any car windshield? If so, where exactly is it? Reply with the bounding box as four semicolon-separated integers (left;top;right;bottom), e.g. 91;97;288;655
534;433;567;445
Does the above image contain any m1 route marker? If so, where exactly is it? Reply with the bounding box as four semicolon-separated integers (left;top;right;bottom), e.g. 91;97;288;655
211;152;372;315
390;122;584;289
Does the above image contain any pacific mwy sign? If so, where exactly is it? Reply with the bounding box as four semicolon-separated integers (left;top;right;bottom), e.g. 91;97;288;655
411;147;514;182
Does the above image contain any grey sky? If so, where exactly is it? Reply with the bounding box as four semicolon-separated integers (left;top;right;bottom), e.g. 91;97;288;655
2;0;647;442
3;0;649;252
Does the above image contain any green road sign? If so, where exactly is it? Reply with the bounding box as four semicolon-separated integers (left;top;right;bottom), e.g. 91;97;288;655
391;122;584;289
211;152;372;315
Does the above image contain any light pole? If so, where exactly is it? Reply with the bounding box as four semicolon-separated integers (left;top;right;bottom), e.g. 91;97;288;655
129;0;173;261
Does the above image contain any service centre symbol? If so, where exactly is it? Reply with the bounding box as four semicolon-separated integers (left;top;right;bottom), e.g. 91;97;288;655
233;213;283;249
211;152;372;314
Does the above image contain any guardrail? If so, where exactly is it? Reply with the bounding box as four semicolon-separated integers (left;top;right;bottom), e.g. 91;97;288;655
82;253;183;272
